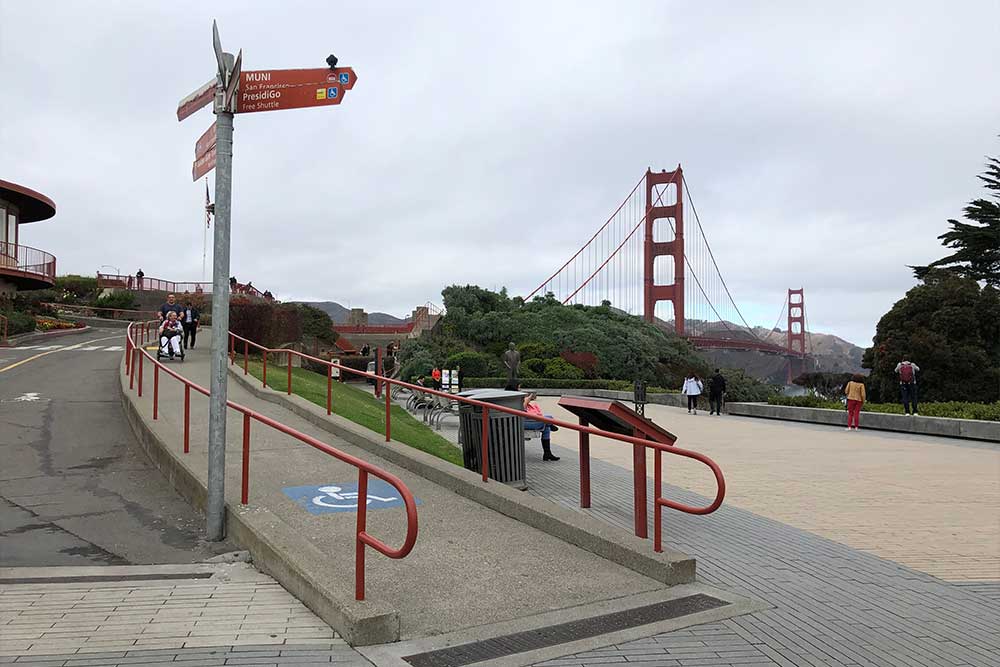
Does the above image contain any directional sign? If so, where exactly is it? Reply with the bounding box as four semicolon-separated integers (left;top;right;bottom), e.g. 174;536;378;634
195;123;217;158
177;78;217;121
192;146;216;181
237;67;358;114
282;480;419;515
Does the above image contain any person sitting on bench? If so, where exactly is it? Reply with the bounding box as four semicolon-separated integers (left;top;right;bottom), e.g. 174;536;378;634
523;392;560;462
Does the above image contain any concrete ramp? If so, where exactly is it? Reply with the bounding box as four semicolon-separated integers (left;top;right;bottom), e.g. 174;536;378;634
119;335;703;645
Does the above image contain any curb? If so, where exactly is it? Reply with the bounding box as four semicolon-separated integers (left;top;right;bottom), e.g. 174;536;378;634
117;362;400;646
229;366;697;586
3;325;92;347
727;402;1000;442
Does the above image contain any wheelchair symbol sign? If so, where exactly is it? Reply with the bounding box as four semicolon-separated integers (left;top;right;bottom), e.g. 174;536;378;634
282;480;419;514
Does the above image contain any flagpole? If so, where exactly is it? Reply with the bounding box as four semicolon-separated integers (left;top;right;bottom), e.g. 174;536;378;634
203;177;210;280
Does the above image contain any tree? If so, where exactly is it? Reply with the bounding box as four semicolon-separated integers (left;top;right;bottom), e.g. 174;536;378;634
863;271;1000;403
912;156;1000;286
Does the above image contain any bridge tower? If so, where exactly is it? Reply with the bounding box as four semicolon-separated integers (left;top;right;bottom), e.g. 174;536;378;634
643;166;685;333
787;288;806;382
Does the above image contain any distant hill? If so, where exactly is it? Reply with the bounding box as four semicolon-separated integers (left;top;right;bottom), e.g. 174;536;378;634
294;301;407;325
656;317;866;382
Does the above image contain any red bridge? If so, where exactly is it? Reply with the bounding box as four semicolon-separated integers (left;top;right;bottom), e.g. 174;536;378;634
525;165;811;377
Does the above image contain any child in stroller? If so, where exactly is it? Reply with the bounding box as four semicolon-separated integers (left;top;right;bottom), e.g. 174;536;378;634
158;311;185;361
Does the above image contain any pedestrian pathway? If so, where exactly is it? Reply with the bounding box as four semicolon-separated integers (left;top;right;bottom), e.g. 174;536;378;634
0;563;371;666
524;441;1000;666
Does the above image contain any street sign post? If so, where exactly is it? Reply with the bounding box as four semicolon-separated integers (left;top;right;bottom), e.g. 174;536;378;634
178;20;358;542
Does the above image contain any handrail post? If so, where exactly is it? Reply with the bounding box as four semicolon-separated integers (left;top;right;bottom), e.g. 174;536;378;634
579;416;591;508
287;351;292;395
241;413;251;504
654;449;663;553
183;385;191;454
130;348;137;389
137;351;144;397
632;437;647;539
385;380;391;442
243;340;248;375
153;365;159;420
375;347;382;399
262;350;267;387
480;406;490;482
327;364;332;415
125;335;132;375
355;469;369;601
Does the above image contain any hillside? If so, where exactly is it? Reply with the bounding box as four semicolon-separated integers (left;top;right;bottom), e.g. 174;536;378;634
294;301;407;325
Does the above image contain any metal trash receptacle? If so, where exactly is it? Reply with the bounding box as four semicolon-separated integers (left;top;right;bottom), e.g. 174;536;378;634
457;389;526;487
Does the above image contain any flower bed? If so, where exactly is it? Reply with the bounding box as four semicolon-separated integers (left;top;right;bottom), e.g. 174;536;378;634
34;316;85;332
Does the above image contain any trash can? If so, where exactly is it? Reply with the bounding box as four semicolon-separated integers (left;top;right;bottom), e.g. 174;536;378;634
457;389;526;487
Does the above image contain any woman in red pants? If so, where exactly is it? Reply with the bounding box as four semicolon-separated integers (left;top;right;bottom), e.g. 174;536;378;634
843;374;867;431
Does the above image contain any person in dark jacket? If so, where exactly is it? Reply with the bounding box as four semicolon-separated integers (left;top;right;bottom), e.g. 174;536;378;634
182;300;200;350
708;369;727;415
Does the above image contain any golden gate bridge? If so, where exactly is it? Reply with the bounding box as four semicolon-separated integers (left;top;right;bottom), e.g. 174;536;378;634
524;165;811;378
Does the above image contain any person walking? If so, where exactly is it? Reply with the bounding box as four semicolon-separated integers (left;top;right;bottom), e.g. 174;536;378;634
708;369;727;415
158;293;184;322
682;373;703;415
182;300;200;350
895;358;920;416
843;373;867;430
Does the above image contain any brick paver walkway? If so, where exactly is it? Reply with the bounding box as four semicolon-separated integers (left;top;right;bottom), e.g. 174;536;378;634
536;397;1000;582
526;442;1000;667
0;564;371;666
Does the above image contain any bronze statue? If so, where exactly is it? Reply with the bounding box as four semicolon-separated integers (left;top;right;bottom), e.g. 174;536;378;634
502;342;521;391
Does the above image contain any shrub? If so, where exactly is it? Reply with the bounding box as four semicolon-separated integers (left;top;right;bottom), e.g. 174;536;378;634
721;368;781;402
229;302;302;348
95;291;138;310
3;310;37;336
544;357;585;379
766;397;1000;421
444;350;496;377
54;275;99;302
517;341;557;359
296;304;337;344
400;351;435;383
463;377;679;392
522;358;547;375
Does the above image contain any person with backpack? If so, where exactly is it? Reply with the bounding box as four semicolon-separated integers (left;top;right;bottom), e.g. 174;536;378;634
843;373;867;430
708;369;727;415
895;359;920;416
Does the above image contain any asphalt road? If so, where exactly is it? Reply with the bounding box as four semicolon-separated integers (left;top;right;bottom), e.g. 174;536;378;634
0;328;232;566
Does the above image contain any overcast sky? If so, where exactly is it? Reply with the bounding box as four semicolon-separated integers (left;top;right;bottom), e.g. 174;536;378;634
2;1;998;346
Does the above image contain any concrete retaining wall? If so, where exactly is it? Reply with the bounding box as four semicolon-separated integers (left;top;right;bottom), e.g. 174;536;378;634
727;402;1000;443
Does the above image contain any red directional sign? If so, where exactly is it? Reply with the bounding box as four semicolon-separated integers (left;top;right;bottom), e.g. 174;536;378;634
195;123;217;159
237;67;358;114
192;146;216;181
177;78;217;122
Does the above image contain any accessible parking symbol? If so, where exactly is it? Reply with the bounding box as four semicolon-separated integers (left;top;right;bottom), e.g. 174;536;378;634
282;479;419;514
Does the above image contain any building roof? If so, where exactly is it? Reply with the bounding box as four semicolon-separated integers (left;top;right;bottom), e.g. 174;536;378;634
0;179;56;223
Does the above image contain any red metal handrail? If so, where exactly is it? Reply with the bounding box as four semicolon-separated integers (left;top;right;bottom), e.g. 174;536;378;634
98;272;273;300
0;241;56;282
229;331;726;553
123;321;418;600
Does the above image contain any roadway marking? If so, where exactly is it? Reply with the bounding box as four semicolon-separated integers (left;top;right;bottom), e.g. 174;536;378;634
0;334;123;374
2;392;43;403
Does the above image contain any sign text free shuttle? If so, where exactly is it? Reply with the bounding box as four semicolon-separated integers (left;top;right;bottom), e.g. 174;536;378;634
237;67;358;114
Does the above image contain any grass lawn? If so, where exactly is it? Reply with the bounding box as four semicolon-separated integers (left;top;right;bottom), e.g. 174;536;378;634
243;360;464;466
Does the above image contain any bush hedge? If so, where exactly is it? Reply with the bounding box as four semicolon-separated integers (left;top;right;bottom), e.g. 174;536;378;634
2;310;37;336
767;396;1000;421
463;377;678;393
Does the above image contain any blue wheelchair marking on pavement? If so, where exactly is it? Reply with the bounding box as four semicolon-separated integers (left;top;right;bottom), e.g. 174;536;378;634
282;479;419;514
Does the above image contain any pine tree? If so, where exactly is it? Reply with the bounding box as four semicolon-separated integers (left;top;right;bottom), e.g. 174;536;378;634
913;156;1000;286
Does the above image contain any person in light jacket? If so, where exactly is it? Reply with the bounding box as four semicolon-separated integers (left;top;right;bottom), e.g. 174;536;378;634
843;373;867;430
682;373;704;415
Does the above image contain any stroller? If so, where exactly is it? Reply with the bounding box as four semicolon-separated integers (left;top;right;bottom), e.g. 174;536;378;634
156;321;185;362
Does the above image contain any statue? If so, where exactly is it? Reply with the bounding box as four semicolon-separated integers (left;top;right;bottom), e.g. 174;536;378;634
502;342;521;391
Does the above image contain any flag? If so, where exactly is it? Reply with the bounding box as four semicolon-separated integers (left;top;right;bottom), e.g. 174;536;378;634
204;178;214;227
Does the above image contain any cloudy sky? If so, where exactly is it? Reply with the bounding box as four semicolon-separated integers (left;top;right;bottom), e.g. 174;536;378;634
2;1;998;346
